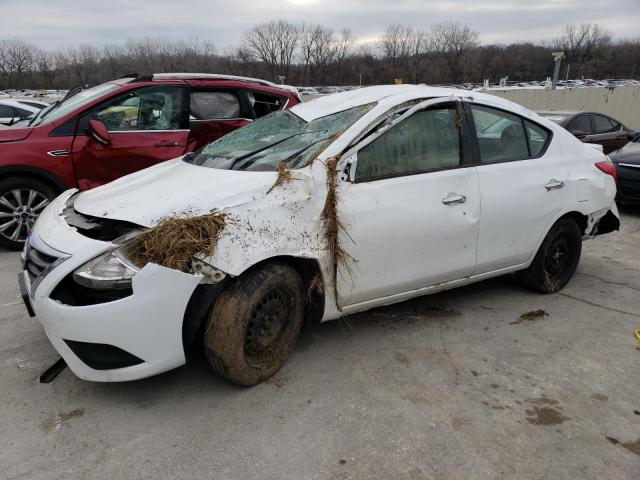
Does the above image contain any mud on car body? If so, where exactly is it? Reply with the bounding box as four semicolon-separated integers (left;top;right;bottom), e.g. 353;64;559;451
20;85;620;385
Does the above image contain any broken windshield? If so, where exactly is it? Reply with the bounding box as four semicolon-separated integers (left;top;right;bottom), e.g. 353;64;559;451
185;103;375;171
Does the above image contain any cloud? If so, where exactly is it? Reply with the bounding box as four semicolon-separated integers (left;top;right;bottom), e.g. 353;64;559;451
1;0;638;50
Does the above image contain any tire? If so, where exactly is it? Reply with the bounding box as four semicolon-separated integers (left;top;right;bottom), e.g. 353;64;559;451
0;177;57;250
519;217;582;293
204;262;305;386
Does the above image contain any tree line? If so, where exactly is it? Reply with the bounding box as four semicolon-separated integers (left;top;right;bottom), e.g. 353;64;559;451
0;21;638;90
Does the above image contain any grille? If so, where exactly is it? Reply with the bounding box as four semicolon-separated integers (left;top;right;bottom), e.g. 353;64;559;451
23;242;59;284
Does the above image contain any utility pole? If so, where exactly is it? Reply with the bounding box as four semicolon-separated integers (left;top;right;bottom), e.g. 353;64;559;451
551;52;565;90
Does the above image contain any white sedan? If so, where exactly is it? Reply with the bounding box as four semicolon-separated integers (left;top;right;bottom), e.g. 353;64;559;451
20;85;619;385
0;99;42;125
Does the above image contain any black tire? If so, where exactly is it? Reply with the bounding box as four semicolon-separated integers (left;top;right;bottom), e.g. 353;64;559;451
519;217;582;293
0;177;57;250
204;262;305;386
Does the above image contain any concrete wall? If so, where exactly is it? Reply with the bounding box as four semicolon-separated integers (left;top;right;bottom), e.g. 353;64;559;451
484;86;640;131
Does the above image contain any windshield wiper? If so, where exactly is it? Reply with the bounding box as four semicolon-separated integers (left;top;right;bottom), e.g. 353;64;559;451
29;85;82;126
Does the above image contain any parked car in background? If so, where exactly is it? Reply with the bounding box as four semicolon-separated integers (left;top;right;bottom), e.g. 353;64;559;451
21;85;619;385
610;133;640;204
536;110;631;154
0;100;41;125
297;87;319;96
14;99;49;110
0;73;299;249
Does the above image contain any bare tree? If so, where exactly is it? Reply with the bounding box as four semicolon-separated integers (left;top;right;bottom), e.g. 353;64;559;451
558;23;612;76
243;20;300;82
0;39;37;85
431;22;479;84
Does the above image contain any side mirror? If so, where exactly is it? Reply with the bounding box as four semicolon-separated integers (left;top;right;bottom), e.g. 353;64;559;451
627;131;640;142
571;130;587;139
89;119;110;145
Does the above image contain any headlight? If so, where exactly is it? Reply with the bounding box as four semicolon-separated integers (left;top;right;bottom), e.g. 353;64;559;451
73;247;139;290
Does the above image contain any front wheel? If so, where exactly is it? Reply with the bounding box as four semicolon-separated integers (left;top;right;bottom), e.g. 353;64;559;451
519;217;582;293
204;262;305;386
0;177;56;250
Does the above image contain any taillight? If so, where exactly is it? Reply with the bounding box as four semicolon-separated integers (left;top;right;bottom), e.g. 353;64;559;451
595;157;618;183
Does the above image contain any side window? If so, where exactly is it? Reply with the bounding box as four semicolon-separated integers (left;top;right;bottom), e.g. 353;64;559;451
190;91;240;120
567;115;592;135
248;91;286;118
14;106;33;118
471;105;529;163
94;87;185;131
355;105;461;182
0;105;14;118
524;120;550;157
593;115;616;134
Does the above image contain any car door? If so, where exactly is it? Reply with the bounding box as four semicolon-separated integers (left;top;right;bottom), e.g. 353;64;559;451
186;88;252;151
565;114;593;143
466;102;567;273
70;85;189;190
336;99;480;307
591;114;628;154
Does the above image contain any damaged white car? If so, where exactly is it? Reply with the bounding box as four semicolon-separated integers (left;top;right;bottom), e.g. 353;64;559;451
20;85;620;385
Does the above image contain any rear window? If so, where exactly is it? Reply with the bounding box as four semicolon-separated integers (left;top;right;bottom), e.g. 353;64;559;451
190;91;240;120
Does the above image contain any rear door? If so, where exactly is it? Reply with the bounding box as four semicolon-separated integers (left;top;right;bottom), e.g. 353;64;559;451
186;88;251;152
70;85;189;190
337;99;480;307
467;102;567;273
591;114;628;154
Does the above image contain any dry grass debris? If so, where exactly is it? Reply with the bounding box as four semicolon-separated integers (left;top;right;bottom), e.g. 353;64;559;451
129;211;227;272
321;156;353;309
266;160;293;194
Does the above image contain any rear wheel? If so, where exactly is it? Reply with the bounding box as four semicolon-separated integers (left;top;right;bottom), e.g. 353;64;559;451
519;217;582;293
204;262;305;386
0;177;56;250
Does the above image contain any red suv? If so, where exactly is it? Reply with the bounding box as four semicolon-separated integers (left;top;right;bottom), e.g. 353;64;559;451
0;73;299;249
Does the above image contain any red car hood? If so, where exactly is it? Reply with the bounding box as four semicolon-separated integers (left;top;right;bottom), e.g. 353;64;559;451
0;127;33;143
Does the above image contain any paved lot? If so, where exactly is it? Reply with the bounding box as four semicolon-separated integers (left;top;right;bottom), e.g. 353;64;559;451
1;208;639;480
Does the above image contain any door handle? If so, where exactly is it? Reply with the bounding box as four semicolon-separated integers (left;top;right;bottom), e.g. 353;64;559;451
154;140;179;147
545;179;565;191
442;193;467;205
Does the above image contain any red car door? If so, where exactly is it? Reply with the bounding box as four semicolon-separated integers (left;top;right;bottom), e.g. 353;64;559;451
71;85;189;190
185;88;252;151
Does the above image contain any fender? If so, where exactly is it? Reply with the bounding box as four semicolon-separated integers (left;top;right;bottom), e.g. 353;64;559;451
0;165;69;192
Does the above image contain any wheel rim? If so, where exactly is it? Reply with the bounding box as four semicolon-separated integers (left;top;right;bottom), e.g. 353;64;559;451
0;189;50;244
545;234;571;277
244;287;293;369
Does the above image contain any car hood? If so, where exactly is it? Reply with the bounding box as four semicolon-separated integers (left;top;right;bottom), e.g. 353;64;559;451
73;158;280;227
0;126;33;142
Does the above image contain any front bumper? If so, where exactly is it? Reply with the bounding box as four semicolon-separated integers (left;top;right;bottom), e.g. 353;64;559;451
22;190;202;382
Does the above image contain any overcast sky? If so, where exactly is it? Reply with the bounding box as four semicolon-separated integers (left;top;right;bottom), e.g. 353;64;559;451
1;0;639;51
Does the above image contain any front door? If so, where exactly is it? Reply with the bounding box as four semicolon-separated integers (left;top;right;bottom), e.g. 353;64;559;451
336;100;480;307
71;86;189;190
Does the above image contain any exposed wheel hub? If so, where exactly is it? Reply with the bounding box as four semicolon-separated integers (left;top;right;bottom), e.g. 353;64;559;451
0;189;49;243
244;288;291;364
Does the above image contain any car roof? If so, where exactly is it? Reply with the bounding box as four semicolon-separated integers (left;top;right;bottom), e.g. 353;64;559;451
291;84;531;122
150;73;282;89
0;99;40;111
536;110;580;116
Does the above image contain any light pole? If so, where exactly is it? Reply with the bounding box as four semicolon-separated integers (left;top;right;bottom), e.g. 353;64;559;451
551;52;565;90
277;75;286;85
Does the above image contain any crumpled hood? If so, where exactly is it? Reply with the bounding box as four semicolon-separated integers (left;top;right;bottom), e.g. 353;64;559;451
0;126;33;142
73;158;278;227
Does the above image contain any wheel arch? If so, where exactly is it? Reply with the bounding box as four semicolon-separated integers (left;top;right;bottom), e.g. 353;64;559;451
0;166;68;193
181;254;326;356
